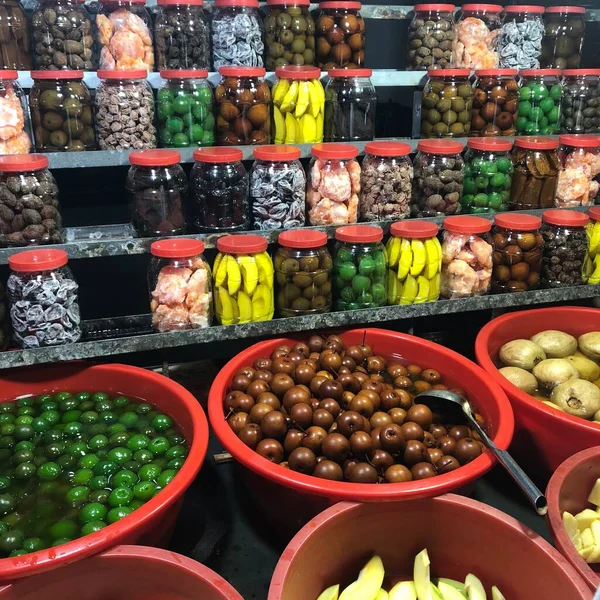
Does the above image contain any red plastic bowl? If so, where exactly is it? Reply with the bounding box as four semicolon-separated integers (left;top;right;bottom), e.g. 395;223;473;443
475;307;600;480
0;363;209;582
547;447;600;591
268;496;590;600
0;545;243;599
209;328;514;535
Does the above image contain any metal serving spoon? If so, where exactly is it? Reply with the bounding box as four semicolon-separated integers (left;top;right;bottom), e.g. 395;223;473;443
416;389;548;516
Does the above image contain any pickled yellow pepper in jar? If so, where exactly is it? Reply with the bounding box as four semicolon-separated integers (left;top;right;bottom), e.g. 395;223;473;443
588;207;600;285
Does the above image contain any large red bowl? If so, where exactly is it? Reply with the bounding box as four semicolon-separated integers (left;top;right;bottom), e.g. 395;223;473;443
209;328;514;536
475;307;600;480
268;496;590;600
0;363;209;582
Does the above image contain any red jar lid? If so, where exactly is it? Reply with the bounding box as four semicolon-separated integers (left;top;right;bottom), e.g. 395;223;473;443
217;234;268;254
335;225;383;243
103;0;146;3
519;69;561;78
9;249;68;272
545;6;585;14
444;216;491;235
0;154;49;172
364;141;411;157
151;238;204;258
0;70;17;80
504;5;544;13
32;70;83;80
559;135;600;149
219;66;265;78
319;1;362;8
514;136;559;151
276;66;321;80
414;4;455;12
328;69;372;78
129;149;180;167
390;221;439;239
312;143;358;160
253;145;301;161
215;0;258;6
589;207;600;222
563;69;600;77
268;0;310;5
279;230;327;248
158;0;203;4
427;68;470;77
543;210;589;227
461;4;501;12
417;140;463;155
494;213;541;232
160;69;209;79
467;138;512;152
98;69;147;79
194;147;244;163
475;69;518;77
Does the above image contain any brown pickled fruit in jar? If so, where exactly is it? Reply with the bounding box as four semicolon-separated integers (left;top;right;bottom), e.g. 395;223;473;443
510;143;559;210
421;79;473;138
471;74;519;137
315;11;365;69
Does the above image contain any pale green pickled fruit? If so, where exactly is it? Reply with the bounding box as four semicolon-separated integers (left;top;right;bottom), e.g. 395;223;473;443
565;354;600;382
579;332;600;360
533;358;579;390
499;366;538;394
550;378;600;419
499;339;546;371
530;330;577;358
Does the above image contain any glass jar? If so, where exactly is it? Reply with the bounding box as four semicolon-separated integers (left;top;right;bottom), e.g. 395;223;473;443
32;0;95;70
275;229;332;316
250;144;306;230
588;206;600;285
541;209;589;287
215;66;271;145
307;142;360;225
95;70;157;150
420;69;472;138
213;234;274;324
541;6;586;70
441;215;493;298
0;0;31;69
386;221;441;305
314;1;365;69
556;135;600;208
157;70;215;148
7;248;81;348
0;280;8;350
154;0;210;70
561;70;600;135
148;238;212;332
510;136;559;211
0;154;62;247
516;69;562;136
462;138;513;214
273;65;324;145
471;69;519;137
491;213;543;293
264;0;316;70
30;70;95;152
411;139;464;218
452;3;502;69
332;225;386;311
498;5;545;70
0;71;32;155
407;3;455;70
324;68;376;142
125;149;187;237
359;141;413;222
211;0;264;70
97;0;154;71
190;147;249;232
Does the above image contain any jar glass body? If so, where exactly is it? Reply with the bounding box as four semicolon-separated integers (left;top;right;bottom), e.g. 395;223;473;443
274;245;332;316
0;0;31;69
190;160;249;232
359;153;412;221
491;225;543;293
407;7;454;70
148;253;212;331
441;229;493;298
0;77;32;154
95;78;156;150
453;8;501;69
471;73;519;137
516;74;562;135
541;10;585;69
324;75;376;142
250;157;305;229
556;144;600;208
125;163;188;236
420;73;473;138
314;6;365;69
215;74;271;145
411;150;463;218
211;5;264;70
332;240;387;310
7;264;81;348
541;222;588;287
561;75;600;135
30;77;95;152
588;215;600;284
154;4;210;70
157;76;215;148
509;147;559;210
264;3;316;69
0;281;8;350
213;249;274;324
32;0;95;70
462;148;512;214
97;1;154;71
498;10;544;69
0;166;62;247
307;155;360;225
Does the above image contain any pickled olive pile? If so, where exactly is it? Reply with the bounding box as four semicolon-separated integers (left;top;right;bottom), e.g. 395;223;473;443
407;6;454;70
0;391;187;558
516;74;562;136
561;73;600;135
225;333;487;484
314;6;365;69
471;71;518;137
541;8;585;70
